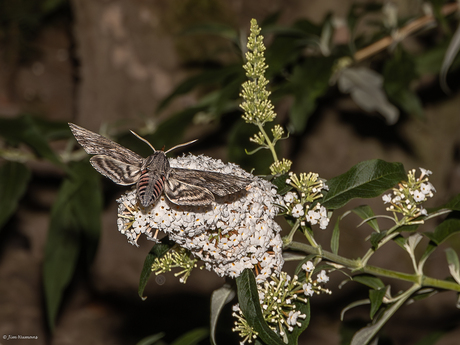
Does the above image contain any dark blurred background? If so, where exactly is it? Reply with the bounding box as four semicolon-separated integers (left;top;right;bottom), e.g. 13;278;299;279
1;0;460;344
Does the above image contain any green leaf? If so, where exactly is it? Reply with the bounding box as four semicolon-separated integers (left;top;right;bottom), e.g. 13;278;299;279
0;162;31;230
410;288;438;303
353;275;385;290
383;52;423;119
370;231;387;249
157;65;241;112
414;38;460;76
321;159;406;210
419;241;438;268
210;284;235;345
138;238;175;300
445;248;460;285
446;248;460;272
288;57;334;133
171;328;209;345
351;285;419;345
136;333;165;345
43;161;102;329
271;173;292;195
392;234;406;250
369;288;386;320
236;270;284;345
341;299;371;320
331;217;340;255
425;215;460;245
266;35;304;76
0;115;64;167
442;193;460;211
351;205;379;232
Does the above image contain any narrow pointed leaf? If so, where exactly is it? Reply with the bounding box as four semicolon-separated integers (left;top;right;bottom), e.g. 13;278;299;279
351;285;419;345
171;328;209;345
0;162;31;230
271;173;292;195
321;159;406;210
446;248;460;271
136;333;165;345
331;217;340;254
341;299;371;320
445;248;460;285
425;216;460;245
211;284;235;345
369;288;386;320
370;231;387;249
419;241;437;268
236;269;284;345
353;275;385;290
138;238;175;299
352;205;379;232
442;193;460;211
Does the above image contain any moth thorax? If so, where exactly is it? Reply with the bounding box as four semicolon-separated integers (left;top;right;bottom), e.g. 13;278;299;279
144;151;170;173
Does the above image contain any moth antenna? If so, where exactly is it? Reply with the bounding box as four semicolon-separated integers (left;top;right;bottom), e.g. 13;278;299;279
165;139;198;154
130;130;156;152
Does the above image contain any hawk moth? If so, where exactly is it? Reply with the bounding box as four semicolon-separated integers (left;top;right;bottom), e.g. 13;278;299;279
69;123;252;207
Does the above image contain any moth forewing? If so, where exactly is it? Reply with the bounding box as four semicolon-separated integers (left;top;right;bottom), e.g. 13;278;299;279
69;123;143;165
168;168;252;197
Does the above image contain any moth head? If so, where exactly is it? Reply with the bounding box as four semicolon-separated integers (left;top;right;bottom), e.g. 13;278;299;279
130;130;198;155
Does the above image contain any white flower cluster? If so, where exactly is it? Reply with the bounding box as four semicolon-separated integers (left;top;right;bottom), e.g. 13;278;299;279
382;167;436;221
116;154;284;281
233;262;331;343
283;192;330;229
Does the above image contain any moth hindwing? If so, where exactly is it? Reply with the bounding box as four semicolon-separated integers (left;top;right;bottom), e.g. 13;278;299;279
69;123;252;207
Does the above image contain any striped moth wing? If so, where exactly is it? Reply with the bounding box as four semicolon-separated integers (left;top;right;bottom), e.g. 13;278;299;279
69;123;252;207
69;123;143;185
165;168;251;206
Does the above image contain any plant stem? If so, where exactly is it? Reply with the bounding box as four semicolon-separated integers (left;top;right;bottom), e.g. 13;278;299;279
285;241;460;292
284;219;301;244
257;122;278;162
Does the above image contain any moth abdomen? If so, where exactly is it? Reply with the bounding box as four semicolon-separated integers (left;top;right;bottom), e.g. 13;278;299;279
137;170;166;207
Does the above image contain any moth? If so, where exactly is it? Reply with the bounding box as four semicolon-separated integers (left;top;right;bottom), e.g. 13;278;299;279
69;123;252;207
